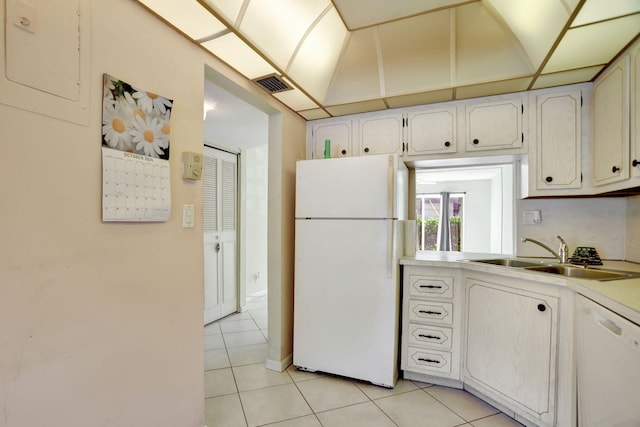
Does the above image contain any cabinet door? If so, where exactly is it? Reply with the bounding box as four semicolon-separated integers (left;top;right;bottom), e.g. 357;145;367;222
310;120;352;159
593;57;629;186
536;91;581;189
465;279;557;424
406;107;456;155
466;98;523;151
359;114;404;155
575;295;640;427
631;42;640;179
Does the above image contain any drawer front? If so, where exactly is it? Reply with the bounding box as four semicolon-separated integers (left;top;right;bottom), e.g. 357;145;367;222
407;323;453;350
406;346;452;374
407;273;453;299
408;300;453;325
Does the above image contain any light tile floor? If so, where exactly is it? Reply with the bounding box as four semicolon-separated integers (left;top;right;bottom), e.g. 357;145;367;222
204;293;523;427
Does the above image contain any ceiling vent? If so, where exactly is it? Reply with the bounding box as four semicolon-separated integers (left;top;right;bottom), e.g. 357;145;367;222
252;73;293;94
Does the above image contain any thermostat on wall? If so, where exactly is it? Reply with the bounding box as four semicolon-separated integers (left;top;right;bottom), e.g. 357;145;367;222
182;151;203;180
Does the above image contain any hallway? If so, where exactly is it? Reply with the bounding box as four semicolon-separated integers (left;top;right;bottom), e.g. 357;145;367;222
203;293;522;427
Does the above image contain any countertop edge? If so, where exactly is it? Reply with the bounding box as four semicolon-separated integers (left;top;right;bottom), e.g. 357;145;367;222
401;251;640;325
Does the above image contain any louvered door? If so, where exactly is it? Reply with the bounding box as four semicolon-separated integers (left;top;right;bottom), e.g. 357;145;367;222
203;146;238;324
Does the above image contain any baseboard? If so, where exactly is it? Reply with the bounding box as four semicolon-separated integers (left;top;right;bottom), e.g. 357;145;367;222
265;353;293;372
402;371;463;389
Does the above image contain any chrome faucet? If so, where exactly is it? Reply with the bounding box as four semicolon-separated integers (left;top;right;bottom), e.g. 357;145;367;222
522;235;569;264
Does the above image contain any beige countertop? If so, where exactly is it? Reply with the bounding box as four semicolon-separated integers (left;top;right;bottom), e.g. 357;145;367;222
401;251;640;325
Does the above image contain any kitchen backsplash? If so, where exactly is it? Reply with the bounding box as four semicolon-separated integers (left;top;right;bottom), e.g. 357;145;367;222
626;195;640;263
517;197;627;261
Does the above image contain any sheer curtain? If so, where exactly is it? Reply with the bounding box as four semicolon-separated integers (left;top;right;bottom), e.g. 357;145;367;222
437;192;451;251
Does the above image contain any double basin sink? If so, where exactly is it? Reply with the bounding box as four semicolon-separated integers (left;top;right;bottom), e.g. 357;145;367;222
471;258;640;281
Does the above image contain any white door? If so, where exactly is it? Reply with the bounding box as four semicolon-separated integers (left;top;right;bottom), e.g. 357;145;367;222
203;146;238;324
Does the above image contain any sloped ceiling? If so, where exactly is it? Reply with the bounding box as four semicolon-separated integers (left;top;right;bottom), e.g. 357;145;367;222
137;0;640;120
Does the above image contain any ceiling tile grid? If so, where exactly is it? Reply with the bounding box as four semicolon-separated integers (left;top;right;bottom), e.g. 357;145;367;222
138;0;640;118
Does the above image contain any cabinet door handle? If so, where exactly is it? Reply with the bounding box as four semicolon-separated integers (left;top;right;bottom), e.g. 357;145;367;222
419;310;442;315
364;147;370;153
612;165;620;173
596;316;622;336
633;159;639;167
545;176;553;183
444;141;451;147
419;285;442;289
418;358;441;364
472;138;479;145
537;303;546;312
341;149;347;155
418;334;441;340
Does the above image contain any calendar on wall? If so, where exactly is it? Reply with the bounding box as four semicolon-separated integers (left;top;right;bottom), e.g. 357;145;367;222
100;74;173;222
101;147;171;222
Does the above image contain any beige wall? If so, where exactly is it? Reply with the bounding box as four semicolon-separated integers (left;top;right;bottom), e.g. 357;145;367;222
0;1;305;426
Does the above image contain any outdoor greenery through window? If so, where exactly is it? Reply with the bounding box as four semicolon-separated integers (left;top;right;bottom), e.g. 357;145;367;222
416;193;463;251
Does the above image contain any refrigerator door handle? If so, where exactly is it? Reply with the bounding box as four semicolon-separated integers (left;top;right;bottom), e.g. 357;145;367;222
387;155;394;219
386;219;393;278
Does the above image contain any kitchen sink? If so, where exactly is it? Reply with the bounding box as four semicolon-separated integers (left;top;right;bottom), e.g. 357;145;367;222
471;258;548;268
524;265;640;281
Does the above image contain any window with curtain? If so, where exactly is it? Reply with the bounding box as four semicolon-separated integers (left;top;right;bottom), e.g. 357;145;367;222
416;192;463;251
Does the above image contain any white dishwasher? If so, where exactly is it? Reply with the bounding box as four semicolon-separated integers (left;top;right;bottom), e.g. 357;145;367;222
575;294;640;427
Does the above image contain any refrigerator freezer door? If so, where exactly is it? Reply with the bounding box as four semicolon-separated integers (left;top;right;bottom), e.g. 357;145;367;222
293;219;403;387
295;154;407;219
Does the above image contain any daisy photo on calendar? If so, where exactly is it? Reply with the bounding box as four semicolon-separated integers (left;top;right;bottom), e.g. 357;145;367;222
101;73;172;160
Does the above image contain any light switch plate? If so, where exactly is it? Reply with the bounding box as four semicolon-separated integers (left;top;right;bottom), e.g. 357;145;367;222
523;210;542;225
183;204;195;228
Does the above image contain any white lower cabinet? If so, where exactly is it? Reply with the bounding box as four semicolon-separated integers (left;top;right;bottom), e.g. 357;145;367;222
401;266;462;386
463;275;559;427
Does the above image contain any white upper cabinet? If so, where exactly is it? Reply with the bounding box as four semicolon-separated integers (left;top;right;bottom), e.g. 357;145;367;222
631;41;640;179
406;106;457;155
358;113;404;155
465;95;524;152
535;90;582;190
593;56;630;186
308;119;353;159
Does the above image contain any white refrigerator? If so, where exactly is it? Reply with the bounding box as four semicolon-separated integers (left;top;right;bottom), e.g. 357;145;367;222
293;154;408;388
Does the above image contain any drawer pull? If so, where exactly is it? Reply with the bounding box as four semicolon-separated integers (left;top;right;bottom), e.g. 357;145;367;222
418;358;441;364
419;310;442;315
418;334;441;340
419;285;442;289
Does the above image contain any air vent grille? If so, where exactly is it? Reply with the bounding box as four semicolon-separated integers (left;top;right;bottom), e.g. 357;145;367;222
252;74;292;93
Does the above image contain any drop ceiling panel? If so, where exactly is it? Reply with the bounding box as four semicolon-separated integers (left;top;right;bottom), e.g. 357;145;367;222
202;33;277;79
485;0;572;67
385;89;454;109
200;0;244;25
326;99;387;116
543;14;640;73
379;10;452;96
572;0;640;27
324;28;381;105
456;77;531;99
138;0;227;40
333;0;470;29
286;7;348;101
241;0;329;69
273;87;319;111
455;3;535;86
532;65;603;89
298;108;331;120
